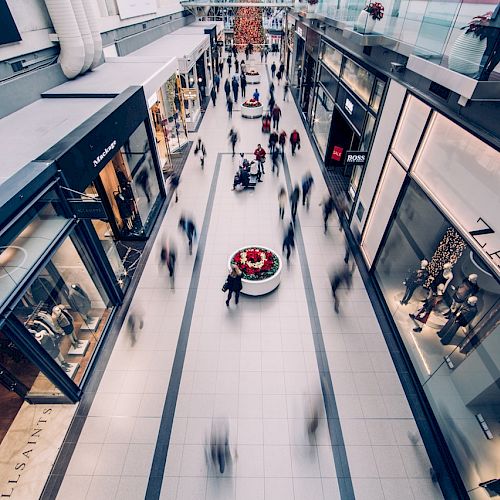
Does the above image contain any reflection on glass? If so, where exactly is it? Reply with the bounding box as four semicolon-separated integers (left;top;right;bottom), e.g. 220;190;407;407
370;78;385;113
12;236;112;387
341;57;375;104
320;43;342;75
373;180;500;495
312;87;334;155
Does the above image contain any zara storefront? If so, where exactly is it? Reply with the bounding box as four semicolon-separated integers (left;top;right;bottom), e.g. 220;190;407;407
356;87;500;498
0;86;165;433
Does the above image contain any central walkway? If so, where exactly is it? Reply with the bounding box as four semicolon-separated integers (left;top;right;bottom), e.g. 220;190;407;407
56;53;443;500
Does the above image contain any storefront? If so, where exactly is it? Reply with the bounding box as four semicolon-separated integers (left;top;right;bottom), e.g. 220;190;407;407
0;86;165;447
311;41;385;210
360;93;500;498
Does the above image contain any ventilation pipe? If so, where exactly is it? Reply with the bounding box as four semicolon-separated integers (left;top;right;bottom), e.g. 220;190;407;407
82;0;103;69
70;0;94;73
45;0;85;79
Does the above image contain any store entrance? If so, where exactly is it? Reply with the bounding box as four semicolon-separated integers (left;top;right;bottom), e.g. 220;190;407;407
300;53;316;117
325;107;361;199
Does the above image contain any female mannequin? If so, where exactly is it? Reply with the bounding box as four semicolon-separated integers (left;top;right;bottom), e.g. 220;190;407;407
438;296;478;345
401;260;429;305
68;284;91;319
31;329;66;367
431;262;453;293
449;274;479;314
52;305;79;347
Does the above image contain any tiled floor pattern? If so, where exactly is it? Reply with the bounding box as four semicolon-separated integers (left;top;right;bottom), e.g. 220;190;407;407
55;52;443;500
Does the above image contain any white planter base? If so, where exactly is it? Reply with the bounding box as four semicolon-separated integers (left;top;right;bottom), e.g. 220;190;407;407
245;73;261;84
355;10;376;34
241;104;263;119
229;246;282;296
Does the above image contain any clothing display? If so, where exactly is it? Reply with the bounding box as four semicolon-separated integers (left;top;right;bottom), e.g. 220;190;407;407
68;284;91;317
401;263;429;305
410;289;444;332
52;306;74;335
430;263;453;293
451;275;479;311
33;313;63;336
438;299;478;345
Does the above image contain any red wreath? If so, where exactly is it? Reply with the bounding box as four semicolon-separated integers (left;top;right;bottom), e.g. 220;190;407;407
232;247;277;277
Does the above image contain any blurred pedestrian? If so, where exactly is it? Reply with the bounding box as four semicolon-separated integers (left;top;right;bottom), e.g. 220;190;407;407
283;81;290;101
282;222;295;262
290;184;300;222
210;86;217;106
253;88;260;101
240;73;247;97
301;172;314;209
195;138;206;169
278;186;286;219
227;54;232;72
290;129;301;155
207;419;232;474
269;130;278;154
161;241;177;288
214;73;221;92
279;61;285;76
229;128;239;157
231;77;239;102
322;195;335;233
235;59;239;74
269;81;275;96
232;45;237;58
330;262;353;313
126;309;143;347
227;96;233;119
224;264;243;306
272;104;281;129
344;225;360;266
276;70;283;85
240;60;246;74
271;61;276;78
268;93;275;114
278;130;287;158
178;216;197;255
218;61;224;76
271;148;280;176
224;78;230;98
169;171;180;203
260;50;264;62
307;397;321;445
264;46;269;62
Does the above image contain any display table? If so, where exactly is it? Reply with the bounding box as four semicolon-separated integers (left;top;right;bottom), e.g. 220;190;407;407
229;246;282;296
241;102;263;119
245;71;261;84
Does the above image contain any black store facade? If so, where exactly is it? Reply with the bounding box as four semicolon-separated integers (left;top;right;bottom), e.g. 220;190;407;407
0;87;165;443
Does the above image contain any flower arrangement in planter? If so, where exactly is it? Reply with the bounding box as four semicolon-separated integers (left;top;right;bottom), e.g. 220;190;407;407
231;247;279;280
449;12;492;76
245;69;260;76
355;2;384;33
307;0;318;5
242;98;262;108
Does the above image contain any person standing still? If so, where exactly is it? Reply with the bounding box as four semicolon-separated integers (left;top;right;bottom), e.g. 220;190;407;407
227;96;233;119
240;73;247;97
290;129;300;155
254;144;266;177
210;86;217;106
272;105;281;129
290;184;300;223
232;77;239;102
278;187;286;219
225;264;243;306
235;59;239;74
271;62;276;78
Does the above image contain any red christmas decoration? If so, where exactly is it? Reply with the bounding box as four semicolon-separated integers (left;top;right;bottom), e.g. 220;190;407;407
234;4;265;50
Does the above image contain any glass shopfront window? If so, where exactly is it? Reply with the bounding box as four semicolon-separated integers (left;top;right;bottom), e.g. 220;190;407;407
164;74;188;154
312;87;334;156
373;180;500;495
341;57;375;104
319;66;338;102
12;235;112;387
320;43;342;76
370;78;385;113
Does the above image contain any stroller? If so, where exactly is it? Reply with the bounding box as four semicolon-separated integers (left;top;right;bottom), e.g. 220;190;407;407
261;113;271;133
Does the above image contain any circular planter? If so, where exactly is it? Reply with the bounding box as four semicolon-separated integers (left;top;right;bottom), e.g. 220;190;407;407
449;31;487;77
355;10;376;34
241;103;263;119
245;72;261;84
229;246;282;296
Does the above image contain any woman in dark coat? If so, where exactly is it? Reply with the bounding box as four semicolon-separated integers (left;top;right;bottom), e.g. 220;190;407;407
225;264;243;306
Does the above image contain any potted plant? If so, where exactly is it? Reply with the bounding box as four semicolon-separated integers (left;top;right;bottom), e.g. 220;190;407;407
355;2;384;34
449;12;491;77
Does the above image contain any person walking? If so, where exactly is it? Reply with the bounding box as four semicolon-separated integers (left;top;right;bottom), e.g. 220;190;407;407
271;148;280;176
264;46;269;62
218;61;224;76
210;86;217;106
169;171;180;203
231;77;239;102
268;94;275;115
290;184;300;223
276;70;282;85
235;59;239;74
240;60;246;74
228;128;239;157
232;44;237;59
178;216;197;255
283;81;290;101
301;172;314;209
282;222;295;262
240;73;247;97
161;241;177;288
224;264;242;306
254;143;266;178
224;78;231;99
278;130;287;158
227;96;233;119
272;105;282;129
322;195;335;234
244;46;249;60
269;81;275;96
278;186;286;219
260;50;264;63
271;62;276;78
214;73;221;92
269;130;278;154
290;129;301;155
227;54;232;72
279;61;285;76
253;88;260;101
330;262;353;313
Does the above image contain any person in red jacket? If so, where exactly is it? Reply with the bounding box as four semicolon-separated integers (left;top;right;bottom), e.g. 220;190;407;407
272;104;282;129
290;129;301;156
254;144;266;180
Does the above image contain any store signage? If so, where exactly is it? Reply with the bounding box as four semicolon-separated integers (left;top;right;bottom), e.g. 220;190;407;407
92;140;117;168
182;88;198;99
345;98;354;115
468;217;500;269
297;26;303;37
331;146;344;161
68;200;108;220
345;151;368;165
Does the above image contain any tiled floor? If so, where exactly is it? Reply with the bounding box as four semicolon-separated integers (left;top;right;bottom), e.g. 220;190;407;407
56;52;443;500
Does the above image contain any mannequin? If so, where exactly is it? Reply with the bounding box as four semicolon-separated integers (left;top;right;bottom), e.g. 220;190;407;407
401;260;429;305
33;313;62;337
438;296;478;345
409;283;445;333
448;274;479;315
32;329;66;367
52;305;79;348
430;262;454;293
68;284;91;318
114;191;134;230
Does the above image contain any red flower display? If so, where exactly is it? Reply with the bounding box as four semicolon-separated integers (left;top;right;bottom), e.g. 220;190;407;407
242;98;262;108
234;3;265;49
232;247;280;280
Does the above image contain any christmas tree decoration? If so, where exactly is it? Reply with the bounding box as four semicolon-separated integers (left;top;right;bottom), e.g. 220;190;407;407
234;4;265;50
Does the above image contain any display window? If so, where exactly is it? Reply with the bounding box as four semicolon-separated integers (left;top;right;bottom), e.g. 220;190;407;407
340;57;375;105
180;68;201;126
312;86;334;156
373;180;500;495
370;78;385;113
12;235;113;387
150;90;173;172
319;42;342;76
319;65;338;102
